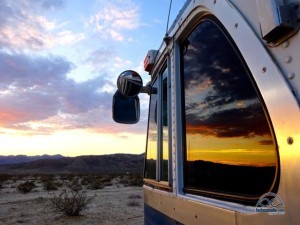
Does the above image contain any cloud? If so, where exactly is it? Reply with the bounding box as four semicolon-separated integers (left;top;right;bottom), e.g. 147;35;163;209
0;0;148;137
89;0;140;41
0;51;98;126
0;51;71;124
183;21;273;141
0;1;56;50
84;48;133;78
0;0;85;51
85;48;115;72
0;50;147;135
55;30;86;45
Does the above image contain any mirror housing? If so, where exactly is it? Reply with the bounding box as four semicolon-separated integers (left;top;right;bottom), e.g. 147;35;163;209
112;91;140;124
117;70;143;97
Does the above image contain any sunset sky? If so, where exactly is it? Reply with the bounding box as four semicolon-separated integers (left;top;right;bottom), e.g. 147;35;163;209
0;0;185;156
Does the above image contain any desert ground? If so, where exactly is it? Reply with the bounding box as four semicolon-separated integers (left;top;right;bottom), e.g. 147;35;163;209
0;174;144;225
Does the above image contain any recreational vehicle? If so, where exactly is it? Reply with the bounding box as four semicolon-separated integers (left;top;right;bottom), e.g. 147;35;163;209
112;0;300;224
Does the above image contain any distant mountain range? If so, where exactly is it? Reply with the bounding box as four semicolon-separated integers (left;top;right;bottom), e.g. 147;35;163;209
0;154;144;174
0;154;64;165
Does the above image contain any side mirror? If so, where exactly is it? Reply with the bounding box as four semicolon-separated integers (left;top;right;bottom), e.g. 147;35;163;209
117;70;143;97
112;91;140;124
112;70;144;124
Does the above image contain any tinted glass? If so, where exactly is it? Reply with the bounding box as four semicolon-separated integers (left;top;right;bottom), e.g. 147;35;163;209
182;20;277;198
161;73;169;181
145;79;158;179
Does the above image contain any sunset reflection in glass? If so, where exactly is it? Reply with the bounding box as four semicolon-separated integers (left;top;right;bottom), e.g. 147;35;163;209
182;20;278;197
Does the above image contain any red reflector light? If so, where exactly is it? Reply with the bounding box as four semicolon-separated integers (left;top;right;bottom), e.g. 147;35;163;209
144;50;158;72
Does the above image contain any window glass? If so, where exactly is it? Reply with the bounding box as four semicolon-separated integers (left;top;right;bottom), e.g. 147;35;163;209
145;79;158;179
144;66;170;184
161;73;169;181
181;20;277;198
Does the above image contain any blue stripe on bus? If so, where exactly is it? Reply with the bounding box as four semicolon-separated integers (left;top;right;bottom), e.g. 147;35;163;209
144;203;184;225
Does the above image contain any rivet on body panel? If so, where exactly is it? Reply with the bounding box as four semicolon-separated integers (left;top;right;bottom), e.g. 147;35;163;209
285;56;292;63
287;137;294;145
282;41;289;48
288;72;295;80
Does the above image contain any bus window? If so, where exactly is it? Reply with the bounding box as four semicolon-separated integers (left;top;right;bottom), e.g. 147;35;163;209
181;18;278;203
145;79;158;180
161;74;169;182
145;66;170;185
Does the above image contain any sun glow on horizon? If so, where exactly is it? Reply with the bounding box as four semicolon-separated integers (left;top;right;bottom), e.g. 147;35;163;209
186;134;277;167
0;129;146;157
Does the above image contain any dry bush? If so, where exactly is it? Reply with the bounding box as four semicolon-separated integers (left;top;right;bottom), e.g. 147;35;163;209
44;179;59;191
87;179;105;190
127;193;142;207
119;173;143;187
50;187;94;216
67;176;83;192
82;175;113;190
128;194;142;199
40;174;59;191
0;174;10;189
0;173;10;182
127;199;140;207
17;181;36;193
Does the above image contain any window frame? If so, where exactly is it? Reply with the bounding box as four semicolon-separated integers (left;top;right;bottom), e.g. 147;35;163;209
144;59;172;191
179;16;280;205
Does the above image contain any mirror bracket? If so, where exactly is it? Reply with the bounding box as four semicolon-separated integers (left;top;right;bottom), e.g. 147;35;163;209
140;84;152;95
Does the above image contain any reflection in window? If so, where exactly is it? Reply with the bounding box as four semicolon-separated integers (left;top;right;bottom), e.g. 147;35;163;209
145;79;158;179
144;67;170;183
181;19;277;200
161;74;169;181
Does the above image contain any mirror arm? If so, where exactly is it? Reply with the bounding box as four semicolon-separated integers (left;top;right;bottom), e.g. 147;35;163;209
140;85;152;95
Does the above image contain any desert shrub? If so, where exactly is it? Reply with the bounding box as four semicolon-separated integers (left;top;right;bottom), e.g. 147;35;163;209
0;174;10;189
127;199;140;207
128;194;142;199
17;181;36;193
67;177;83;192
43;179;59;191
0;174;10;182
80;176;90;186
50;187;94;216
41;174;59;191
127;193;142;207
119;173;143;187
82;175;114;190
101;175;114;183
87;179;105;190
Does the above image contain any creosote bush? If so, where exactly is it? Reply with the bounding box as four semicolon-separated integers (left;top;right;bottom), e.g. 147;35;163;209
127;193;142;207
41;175;59;191
119;173;143;187
17;181;36;193
50;187;94;216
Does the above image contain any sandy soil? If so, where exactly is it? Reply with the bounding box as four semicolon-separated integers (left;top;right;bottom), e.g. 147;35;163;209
0;176;144;225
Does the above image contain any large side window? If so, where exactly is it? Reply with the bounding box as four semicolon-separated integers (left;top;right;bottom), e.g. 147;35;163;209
145;66;170;185
181;18;278;203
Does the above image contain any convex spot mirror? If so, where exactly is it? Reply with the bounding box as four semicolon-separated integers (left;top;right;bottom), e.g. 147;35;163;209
117;70;143;97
